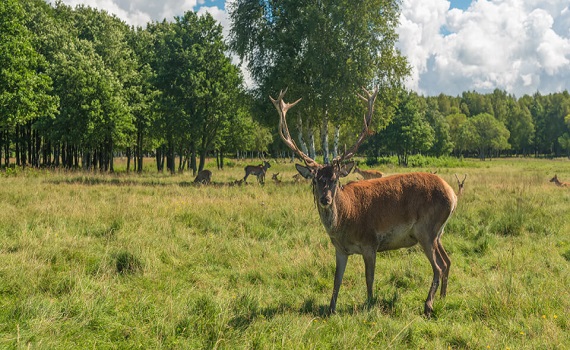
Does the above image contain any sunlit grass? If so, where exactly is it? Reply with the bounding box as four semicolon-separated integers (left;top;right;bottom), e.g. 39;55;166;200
0;157;569;348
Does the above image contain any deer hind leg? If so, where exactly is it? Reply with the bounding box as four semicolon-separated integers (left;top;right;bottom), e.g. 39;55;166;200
436;238;451;298
421;240;443;318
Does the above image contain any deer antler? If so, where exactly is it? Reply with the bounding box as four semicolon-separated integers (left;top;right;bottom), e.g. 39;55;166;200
270;88;318;167
335;86;379;163
455;174;467;185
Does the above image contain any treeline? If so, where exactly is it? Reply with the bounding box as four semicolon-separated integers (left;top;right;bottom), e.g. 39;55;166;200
1;0;268;174
2;0;569;173
364;89;570;166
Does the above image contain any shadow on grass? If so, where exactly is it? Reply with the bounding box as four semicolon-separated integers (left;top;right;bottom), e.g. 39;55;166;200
228;302;296;330
45;176;304;188
298;292;400;317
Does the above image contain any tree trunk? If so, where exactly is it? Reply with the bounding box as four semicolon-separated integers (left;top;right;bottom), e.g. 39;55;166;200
168;140;175;175
308;122;316;160
332;124;340;159
190;143;197;176
321;112;330;164
199;150;206;172
296;114;309;155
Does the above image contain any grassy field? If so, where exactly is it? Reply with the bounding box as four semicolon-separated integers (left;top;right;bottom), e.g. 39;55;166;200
0;158;569;349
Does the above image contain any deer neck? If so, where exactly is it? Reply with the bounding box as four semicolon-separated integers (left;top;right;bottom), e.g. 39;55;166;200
315;185;351;234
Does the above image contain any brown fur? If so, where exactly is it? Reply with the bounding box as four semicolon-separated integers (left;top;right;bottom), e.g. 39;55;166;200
454;174;467;196
550;174;569;187
271;173;282;184
354;165;383;180
243;161;271;184
297;164;457;317
193;170;212;184
273;87;456;317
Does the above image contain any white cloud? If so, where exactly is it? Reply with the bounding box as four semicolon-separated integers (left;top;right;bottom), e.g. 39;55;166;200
47;0;201;27
398;0;570;96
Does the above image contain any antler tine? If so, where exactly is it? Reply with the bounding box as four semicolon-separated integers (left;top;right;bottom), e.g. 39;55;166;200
270;89;318;167
462;174;467;183
454;174;460;182
336;86;379;163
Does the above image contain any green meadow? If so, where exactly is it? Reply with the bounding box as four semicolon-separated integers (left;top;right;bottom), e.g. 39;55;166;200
0;158;569;349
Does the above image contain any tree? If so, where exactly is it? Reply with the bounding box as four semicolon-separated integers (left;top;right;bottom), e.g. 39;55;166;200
229;0;409;163
504;99;534;156
381;91;434;166
425;98;453;156
125;27;158;173
558;133;570;158
0;0;57;167
468;113;510;160
151;12;245;174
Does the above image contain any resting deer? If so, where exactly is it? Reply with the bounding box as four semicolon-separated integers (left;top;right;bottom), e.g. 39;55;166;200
292;173;308;183
271;173;282;184
243;161;271;184
454;174;467;196
270;88;457;317
354;165;384;180
194;170;212;184
550;174;569;187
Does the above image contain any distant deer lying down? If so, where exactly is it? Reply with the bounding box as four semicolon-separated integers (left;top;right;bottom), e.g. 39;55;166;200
243;161;271;184
271;173;282;184
454;174;467;196
292;173;309;183
194;170;212;184
550;174;569;187
271;87;457;318
354;165;383;180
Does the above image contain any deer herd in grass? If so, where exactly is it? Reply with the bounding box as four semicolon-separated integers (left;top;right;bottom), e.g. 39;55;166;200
191;87;567;317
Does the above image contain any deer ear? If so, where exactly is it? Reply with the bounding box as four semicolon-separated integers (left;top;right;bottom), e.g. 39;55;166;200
338;161;355;177
295;163;315;179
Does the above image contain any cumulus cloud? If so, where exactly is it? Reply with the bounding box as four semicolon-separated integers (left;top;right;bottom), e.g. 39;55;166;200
47;0;203;27
397;0;570;96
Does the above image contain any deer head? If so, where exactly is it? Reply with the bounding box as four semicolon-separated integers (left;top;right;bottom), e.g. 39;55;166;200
270;87;378;207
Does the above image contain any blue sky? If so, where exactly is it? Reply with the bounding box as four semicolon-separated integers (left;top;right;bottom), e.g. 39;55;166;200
49;0;570;97
449;0;471;10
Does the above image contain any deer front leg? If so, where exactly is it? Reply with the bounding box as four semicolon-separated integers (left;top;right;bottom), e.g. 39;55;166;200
329;250;348;314
362;249;377;303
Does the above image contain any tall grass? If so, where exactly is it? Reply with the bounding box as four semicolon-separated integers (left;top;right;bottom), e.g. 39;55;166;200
0;158;569;349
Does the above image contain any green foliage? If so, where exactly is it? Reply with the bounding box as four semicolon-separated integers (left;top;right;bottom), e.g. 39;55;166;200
380;91;434;166
229;0;409;159
469;113;511;159
0;0;57;127
558;133;570;157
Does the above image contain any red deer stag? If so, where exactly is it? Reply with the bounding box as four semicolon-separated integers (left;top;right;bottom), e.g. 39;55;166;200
454;174;467;196
270;88;457;317
194;170;212;184
354;165;384;179
243;161;271;184
550;174;569;187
